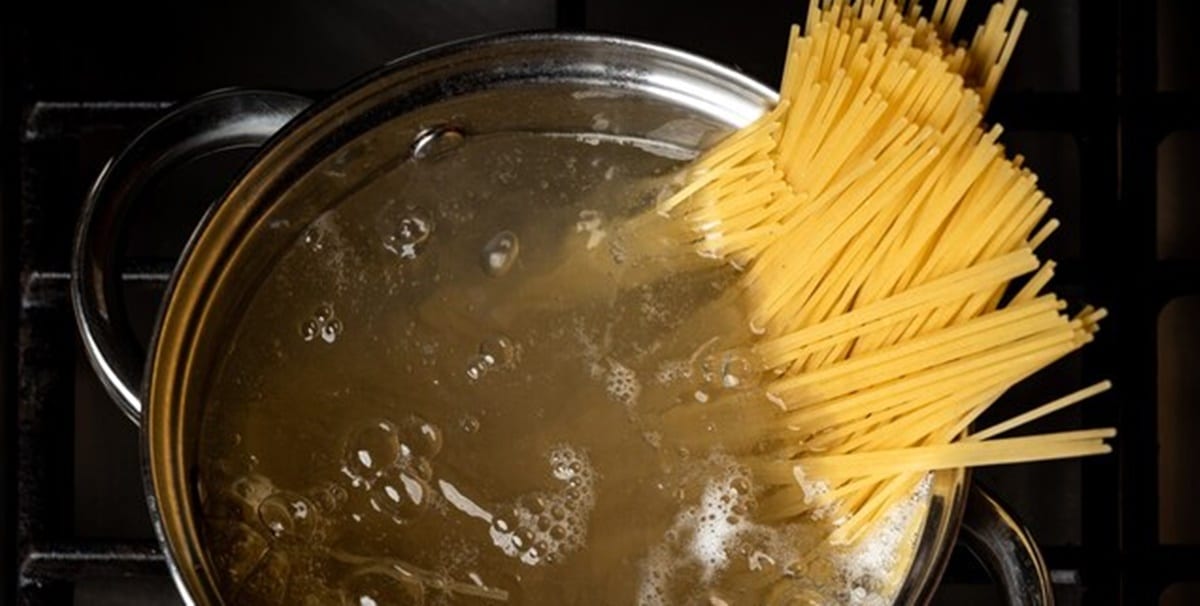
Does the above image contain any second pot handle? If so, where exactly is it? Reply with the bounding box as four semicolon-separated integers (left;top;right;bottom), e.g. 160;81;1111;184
71;89;311;425
960;483;1056;605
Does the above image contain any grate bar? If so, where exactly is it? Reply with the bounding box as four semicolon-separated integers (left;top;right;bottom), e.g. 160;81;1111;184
19;543;167;584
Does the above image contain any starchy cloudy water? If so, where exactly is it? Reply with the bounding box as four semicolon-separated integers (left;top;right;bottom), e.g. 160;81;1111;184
195;130;927;605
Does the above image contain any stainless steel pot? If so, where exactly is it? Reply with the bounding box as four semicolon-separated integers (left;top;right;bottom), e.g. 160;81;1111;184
71;32;1054;605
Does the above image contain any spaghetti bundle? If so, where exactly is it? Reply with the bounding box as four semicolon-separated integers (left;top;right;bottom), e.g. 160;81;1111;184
660;0;1114;545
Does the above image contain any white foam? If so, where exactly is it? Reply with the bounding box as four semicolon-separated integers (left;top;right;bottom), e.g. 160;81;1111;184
606;360;641;409
836;473;933;606
572;319;606;380
689;478;747;580
637;459;755;601
636;456;819;604
642;431;663;449
655;359;693;384
489;445;596;567
639;290;669;323
793;467;833;519
637;545;672;606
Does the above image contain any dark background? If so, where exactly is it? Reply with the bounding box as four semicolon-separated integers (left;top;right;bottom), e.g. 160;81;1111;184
2;0;1198;604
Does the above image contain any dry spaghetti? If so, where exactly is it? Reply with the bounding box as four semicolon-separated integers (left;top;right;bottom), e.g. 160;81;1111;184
660;0;1114;545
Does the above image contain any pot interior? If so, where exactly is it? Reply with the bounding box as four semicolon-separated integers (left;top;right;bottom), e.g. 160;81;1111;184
146;33;964;606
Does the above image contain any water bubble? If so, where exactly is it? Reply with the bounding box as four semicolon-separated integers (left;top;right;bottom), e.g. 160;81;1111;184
229;474;275;511
460;415;481;433
522;546;541;565
314;306;333;324
370;472;430;522
383;207;434;260
302;226;325;252
479;335;517;369
731;477;751;495
605;360;641;408
719;350;761;390
394;415;442;459
521;495;547;515
299;319;319;342
412;125;465;160
552;461;574;482
257;491;318;542
397;214;432;246
308;483;348;513
481;231;519;277
302;305;340;345
321;318;343;344
429;574;457;596
417;423;442;457
344;421;402;480
465;354;492;381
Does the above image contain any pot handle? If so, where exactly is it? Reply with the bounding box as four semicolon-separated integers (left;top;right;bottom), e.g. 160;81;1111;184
959;483;1056;605
71;89;311;425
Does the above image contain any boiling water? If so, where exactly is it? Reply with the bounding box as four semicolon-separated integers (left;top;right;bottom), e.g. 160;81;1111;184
196;131;923;605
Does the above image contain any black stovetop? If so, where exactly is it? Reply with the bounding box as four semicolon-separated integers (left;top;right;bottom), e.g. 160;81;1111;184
3;1;1198;604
